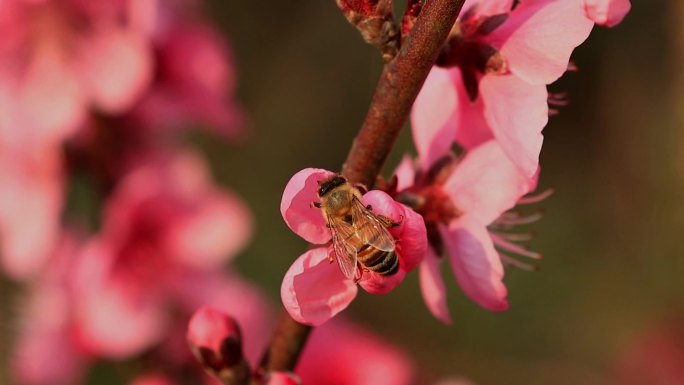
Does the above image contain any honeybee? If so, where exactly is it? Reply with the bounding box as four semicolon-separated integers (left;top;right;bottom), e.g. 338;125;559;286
312;174;400;280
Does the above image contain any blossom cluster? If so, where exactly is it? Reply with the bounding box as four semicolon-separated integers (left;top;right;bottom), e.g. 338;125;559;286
279;0;630;326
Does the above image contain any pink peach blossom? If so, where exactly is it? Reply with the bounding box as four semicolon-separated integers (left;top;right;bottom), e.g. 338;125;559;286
280;168;427;325
412;0;594;179
129;18;244;139
188;306;246;376
0;0;153;145
69;151;253;357
297;318;415;385
395;141;541;322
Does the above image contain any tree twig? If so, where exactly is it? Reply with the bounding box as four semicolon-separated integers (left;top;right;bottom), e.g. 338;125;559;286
257;0;465;379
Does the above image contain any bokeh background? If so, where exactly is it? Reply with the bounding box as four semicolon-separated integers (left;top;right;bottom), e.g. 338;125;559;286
2;1;683;384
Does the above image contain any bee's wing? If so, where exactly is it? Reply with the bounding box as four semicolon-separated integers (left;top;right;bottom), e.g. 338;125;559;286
351;197;395;252
327;214;359;280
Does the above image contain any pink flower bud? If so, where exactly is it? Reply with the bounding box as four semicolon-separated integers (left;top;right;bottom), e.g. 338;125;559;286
187;306;250;383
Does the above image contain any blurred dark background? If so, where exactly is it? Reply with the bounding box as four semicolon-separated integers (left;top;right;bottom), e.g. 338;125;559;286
201;1;683;384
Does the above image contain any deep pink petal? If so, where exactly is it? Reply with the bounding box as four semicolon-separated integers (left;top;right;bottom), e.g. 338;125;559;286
357;268;408;295
80;27;153;113
393;155;416;192
488;0;594;85
281;168;335;244
480;74;548;179
19;45;85;141
419;247;452;324
298;318;414;385
444;140;533;225
362;190;427;272
583;0;630;27
129;374;179;385
281;248;358;326
411;67;459;168
440;218;508;311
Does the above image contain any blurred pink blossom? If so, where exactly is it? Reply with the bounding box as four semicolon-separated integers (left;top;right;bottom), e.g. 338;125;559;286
129;13;244;139
10;233;88;385
614;319;684;385
264;372;302;385
0;147;63;279
68;150;253;358
411;0;595;179
583;0;631;27
297;318;415;385
280;168;427;325
394;141;542;323
0;0;153;145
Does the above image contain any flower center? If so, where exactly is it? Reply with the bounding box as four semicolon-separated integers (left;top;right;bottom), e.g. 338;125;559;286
435;9;509;101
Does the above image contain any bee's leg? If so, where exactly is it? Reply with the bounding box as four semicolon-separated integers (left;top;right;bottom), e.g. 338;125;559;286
377;214;404;228
310;202;322;208
328;253;335;263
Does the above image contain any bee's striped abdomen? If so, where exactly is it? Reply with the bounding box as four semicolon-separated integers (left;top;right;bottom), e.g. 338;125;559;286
357;244;399;276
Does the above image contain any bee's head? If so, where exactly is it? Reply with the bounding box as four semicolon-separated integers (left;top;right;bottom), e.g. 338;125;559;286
317;175;347;197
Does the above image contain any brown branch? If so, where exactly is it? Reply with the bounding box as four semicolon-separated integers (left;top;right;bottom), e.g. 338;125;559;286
256;0;465;379
342;0;466;187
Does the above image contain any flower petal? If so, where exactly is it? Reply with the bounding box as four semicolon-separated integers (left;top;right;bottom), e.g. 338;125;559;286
453;70;495;150
281;168;335;244
419;247;452;324
393;155;416;192
462;0;514;16
80;27;152;113
489;0;594;85
166;190;252;269
583;0;630;27
362;191;427;272
281;248;358;326
411;67;459;168
444;140;533;225
480;74;548;179
440;218;508;312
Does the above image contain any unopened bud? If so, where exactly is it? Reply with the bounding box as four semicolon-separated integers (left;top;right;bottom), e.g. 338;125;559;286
187;306;250;385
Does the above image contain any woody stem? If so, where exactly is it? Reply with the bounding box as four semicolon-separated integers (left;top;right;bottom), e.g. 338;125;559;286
258;0;465;379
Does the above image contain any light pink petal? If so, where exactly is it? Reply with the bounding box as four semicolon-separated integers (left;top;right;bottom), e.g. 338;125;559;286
166;190;252;269
452;69;494;150
461;0;514;16
126;0;159;37
80;27;153;113
444;140;532;225
440;217;508;311
419;247;452;324
20;45;85;142
280;168;335;244
265;372;302;385
281;248;358;326
583;0;630;27
357;267;408;295
488;0;594;85
393;155;416;192
0;149;63;279
72;241;167;358
479;74;548;179
411;67;459;168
